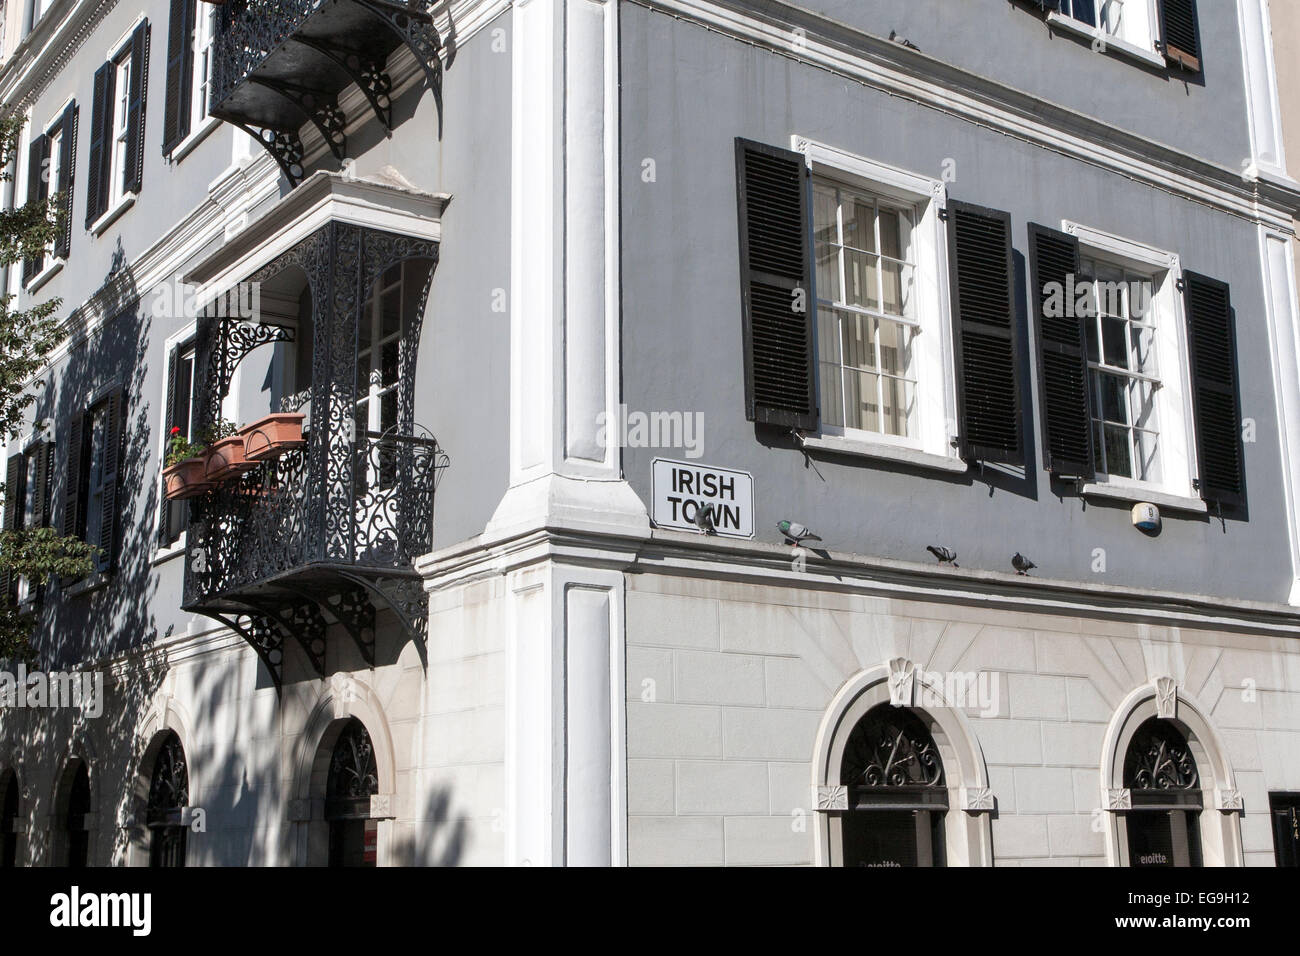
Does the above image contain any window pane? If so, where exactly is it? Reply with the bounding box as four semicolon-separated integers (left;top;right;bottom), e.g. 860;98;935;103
876;319;912;377
813;185;838;244
1130;323;1157;375
1102;423;1132;478
819;362;844;428
381;289;401;339
1101;316;1129;368
1086;316;1100;364
380;341;399;388
841;311;877;371
815;243;840;305
1069;0;1098;28
881;375;916;438
844;370;880;433
841;248;880;311
817;308;841;366
841;197;876;254
1134;428;1159;484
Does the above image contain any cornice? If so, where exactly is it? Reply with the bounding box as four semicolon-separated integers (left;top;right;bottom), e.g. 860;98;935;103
417;524;1300;636
628;0;1300;230
0;0;115;114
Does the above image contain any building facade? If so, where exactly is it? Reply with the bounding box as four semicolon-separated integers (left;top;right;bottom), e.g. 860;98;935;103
0;0;1299;867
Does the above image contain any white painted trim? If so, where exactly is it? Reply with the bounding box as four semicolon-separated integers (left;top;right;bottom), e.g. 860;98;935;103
166;115;221;166
1061;220;1179;271
105;10;143;61
1236;0;1287;177
1045;10;1167;71
1079;480;1207;514
24;256;63;293
800;433;967;474
151;320;198;556
86;191;136;237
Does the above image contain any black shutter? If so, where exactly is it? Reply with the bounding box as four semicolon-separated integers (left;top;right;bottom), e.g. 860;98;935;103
55;103;77;260
161;346;178;544
163;0;193;154
2;453;22;603
86;63;114;228
63;414;84;540
1184;272;1245;509
95;389;124;573
22;133;48;285
947;201;1023;464
125;21;150;194
1029;224;1094;479
30;443;51;531
734;138;818;431
1159;0;1201;71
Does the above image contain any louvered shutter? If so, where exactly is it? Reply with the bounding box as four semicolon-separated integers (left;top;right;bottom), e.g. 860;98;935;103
1184;272;1245;509
947;201;1023;464
125;21;150;194
63;414;84;540
161;346;179;544
1159;0;1201;71
96;389;124;573
55;103;77;260
86;63;114;228
1029;224;1094;478
163;0;193;154
30;443;54;602
22;133;48;285
1;453;21;601
734;138;818;431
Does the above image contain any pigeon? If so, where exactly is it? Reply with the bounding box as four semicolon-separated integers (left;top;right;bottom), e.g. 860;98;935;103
1012;553;1036;576
777;520;821;545
889;30;921;52
694;503;717;535
926;545;958;567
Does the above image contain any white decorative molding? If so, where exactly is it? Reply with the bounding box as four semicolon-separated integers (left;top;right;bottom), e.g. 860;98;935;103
815;785;848;811
1216;789;1244;813
887;657;915;707
1106;788;1132;811
961;787;995;812
369;794;396;820
1154;676;1178;719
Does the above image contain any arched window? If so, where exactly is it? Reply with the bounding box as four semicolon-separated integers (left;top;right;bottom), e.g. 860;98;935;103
326;718;378;867
65;762;91;867
146;732;189;868
0;770;18;867
1121;717;1202;868
838;703;947;867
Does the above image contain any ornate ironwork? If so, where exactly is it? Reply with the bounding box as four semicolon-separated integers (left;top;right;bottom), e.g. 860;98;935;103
147;733;189;820
248;77;348;160
210;0;446;185
326;719;378;818
1124;719;1199;791
841;705;945;789
185;223;444;688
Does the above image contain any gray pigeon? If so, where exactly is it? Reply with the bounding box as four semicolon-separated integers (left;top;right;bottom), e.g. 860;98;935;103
694;503;717;535
777;519;821;545
1012;553;1036;576
926;545;958;567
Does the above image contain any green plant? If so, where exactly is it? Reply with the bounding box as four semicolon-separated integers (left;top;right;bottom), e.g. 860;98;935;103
164;426;205;467
202;418;238;443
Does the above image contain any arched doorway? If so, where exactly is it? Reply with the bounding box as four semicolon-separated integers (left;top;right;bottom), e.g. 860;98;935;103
1120;717;1202;868
325;718;378;867
146;732;189;868
0;770;18;867
60;761;91;867
836;703;948;867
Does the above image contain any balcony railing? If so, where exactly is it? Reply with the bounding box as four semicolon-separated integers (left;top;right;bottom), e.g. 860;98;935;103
209;0;446;185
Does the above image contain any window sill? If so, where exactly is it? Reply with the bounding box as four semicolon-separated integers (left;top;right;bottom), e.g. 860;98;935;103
1045;13;1168;71
1080;481;1208;515
88;192;137;237
801;434;968;474
25;256;64;294
152;538;186;567
168;116;221;165
63;571;110;599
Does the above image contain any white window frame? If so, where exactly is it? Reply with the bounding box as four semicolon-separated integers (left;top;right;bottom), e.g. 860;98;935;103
1062;221;1206;513
794;137;964;475
170;3;223;163
89;17;146;236
110;49;132;207
355;265;404;492
153;321;198;564
25;100;74;292
1048;0;1166;70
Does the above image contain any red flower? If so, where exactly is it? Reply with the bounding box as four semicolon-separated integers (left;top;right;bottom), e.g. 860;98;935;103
170;426;181;435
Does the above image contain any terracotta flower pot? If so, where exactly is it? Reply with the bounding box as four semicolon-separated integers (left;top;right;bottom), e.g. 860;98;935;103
204;436;258;482
163;457;215;500
240;412;307;462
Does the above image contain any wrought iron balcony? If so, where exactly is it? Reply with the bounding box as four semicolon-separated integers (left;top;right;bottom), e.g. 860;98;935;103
210;0;447;185
181;214;444;691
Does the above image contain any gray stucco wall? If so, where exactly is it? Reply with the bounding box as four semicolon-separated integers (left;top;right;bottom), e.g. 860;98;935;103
618;4;1292;602
9;3;513;666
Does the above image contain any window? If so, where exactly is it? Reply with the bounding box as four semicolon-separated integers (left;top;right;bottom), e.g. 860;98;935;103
354;265;404;495
86;21;149;229
1120;718;1202;867
2;440;53;605
163;0;218;156
146;732;188;868
160;343;196;546
835;704;947;867
325;719;379;867
64;388;124;578
0;770;18;867
814;183;919;441
1082;257;1161;483
1270;794;1300;867
62;762;91;868
21;102;76;286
